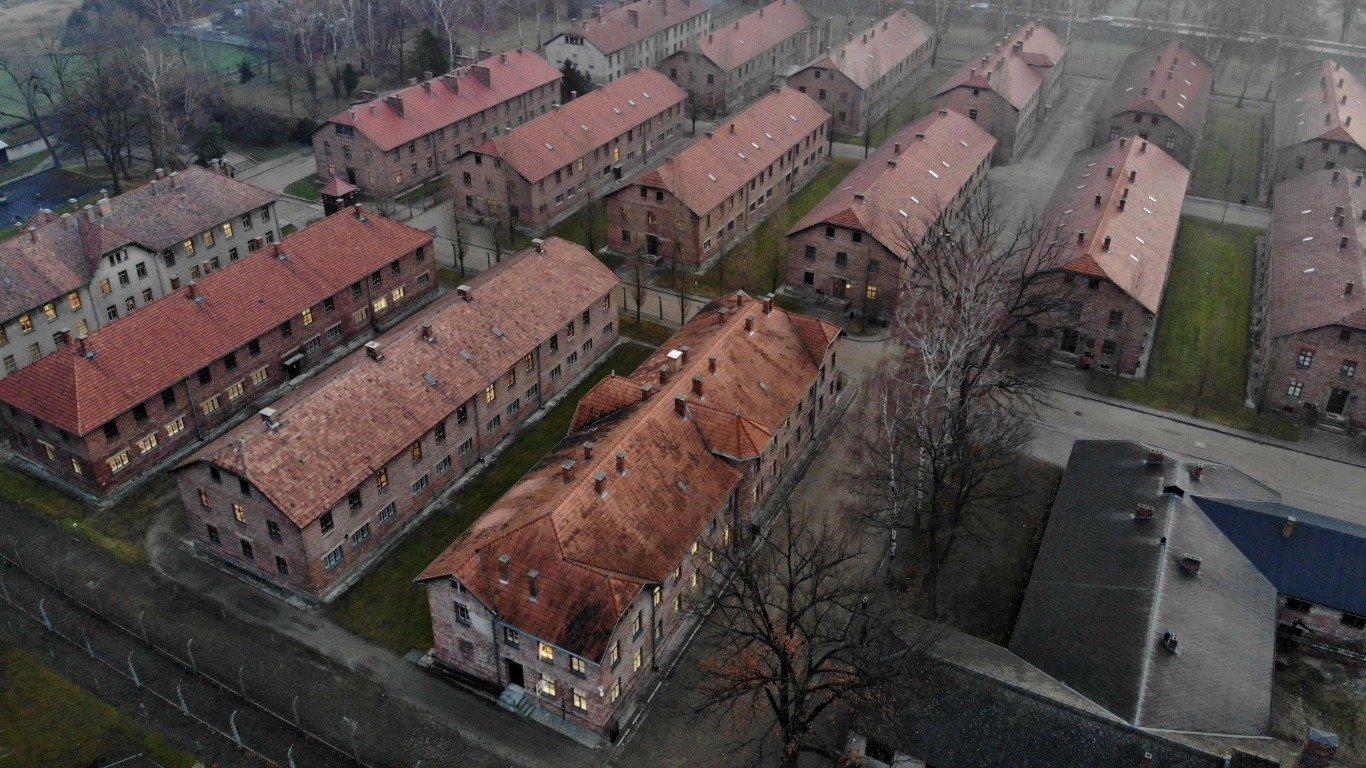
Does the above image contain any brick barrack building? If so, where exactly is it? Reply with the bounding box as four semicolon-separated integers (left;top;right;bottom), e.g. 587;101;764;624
418;292;841;741
456;69;687;233
932;21;1066;163
0;209;438;497
174;238;619;600
786;10;934;138
1092;40;1212;167
542;0;710;85
606;86;830;269
1269;59;1366;186
1031;136;1189;378
660;0;829;118
312;49;560;198
0;165;280;379
1248;169;1366;430
784;109;995;323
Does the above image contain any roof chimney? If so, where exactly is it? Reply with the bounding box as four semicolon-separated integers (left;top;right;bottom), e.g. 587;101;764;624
1189;463;1204;482
744;315;754;332
187;281;199;300
673;395;687;418
259;407;281;430
456;284;473;300
1161;630;1179;652
1118;197;1127;212
616;450;626;475
1102;235;1112;251
763;294;774;314
1346;278;1355;293
1119;137;1127;148
1129;169;1138;182
1282;516;1297;538
1179;554;1202;575
96;197;112;218
1134;503;1155;520
26;226;36;243
593;470;608;496
692;375;704;397
1076;229;1085;245
658;365;671;385
561;459;576;483
640;382;655;400
421;322;434;342
1145;449;1164;465
893;142;902;154
1094;193;1103;207
1140;140;1147;153
365;341;383;360
1333;171;1341;184
532;238;545;253
708;354;717;374
1106;165;1114;177
583;441;595;460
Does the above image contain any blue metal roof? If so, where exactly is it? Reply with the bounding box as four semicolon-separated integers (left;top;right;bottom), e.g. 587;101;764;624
1193;497;1366;617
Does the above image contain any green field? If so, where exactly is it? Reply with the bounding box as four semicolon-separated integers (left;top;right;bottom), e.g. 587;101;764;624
284;174;323;200
0;643;197;768
659;157;859;299
1190;101;1267;202
327;342;656;653
1089;218;1298;440
0;467;176;563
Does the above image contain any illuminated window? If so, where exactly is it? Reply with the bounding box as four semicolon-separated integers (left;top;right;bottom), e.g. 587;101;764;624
539;642;555;662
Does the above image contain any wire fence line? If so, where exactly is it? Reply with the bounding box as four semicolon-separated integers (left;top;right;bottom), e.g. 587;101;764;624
0;544;378;768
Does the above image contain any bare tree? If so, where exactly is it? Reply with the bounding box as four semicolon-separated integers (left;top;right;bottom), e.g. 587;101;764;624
55;41;145;192
690;504;938;768
410;0;463;68
447;196;472;278
924;0;953;67
134;46;203;170
0;54;63;169
141;0;204;70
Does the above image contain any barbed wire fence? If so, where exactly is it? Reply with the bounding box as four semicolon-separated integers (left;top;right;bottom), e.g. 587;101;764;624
0;542;394;768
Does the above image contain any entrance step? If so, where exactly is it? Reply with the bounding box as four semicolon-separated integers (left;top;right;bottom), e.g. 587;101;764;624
498;683;528;712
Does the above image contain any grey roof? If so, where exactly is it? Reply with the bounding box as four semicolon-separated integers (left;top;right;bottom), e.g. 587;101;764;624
1009;441;1277;736
1193;497;1366;617
859;661;1227;768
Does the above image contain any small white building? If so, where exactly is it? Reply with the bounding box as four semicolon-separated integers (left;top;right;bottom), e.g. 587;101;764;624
542;0;710;84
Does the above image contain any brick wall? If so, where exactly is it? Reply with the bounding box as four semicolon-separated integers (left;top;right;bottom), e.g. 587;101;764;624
178;288;618;598
1272;140;1366;186
1260;326;1364;426
663;18;827;119
787;44;931;137
1279;595;1365;654
785;226;900;321
1094;110;1197;166
1032;273;1155;378
4;243;440;497
934;88;1019;162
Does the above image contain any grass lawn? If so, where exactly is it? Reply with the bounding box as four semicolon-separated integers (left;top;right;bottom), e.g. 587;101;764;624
659;158;860;298
1189;101;1267;202
283;175;322;201
545;203;625;270
327;342;657;653
0;152;48;185
617;315;675;347
0;642;198;768
0;467;173;563
1088;218;1299;440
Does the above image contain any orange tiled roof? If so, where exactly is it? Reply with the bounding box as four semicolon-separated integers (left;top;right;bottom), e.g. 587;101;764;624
471;70;685;183
937;21;1064;110
789;110;995;257
1266;170;1366;337
1044;137;1189;314
1101;40;1212;135
183;238;619;527
0;209;432;436
0;166;277;320
418;292;840;660
634;87;830;216
1273;59;1366;152
325;49;560;152
687;0;814;72
568;0;708;55
802;10;931;90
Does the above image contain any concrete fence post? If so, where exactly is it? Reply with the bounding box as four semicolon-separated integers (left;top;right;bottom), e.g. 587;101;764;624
138;610;149;645
37;598;52;631
238;665;247;699
176;683;189;716
127;652;141;689
80;626;94;657
292;695;301;732
287;745;298;768
229;710;243;748
0;574;11;604
186;638;197;674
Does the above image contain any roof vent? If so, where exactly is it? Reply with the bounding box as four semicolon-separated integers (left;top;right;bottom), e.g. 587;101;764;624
1134;503;1155;520
365;341;383;360
1161;630;1179;652
1179;554;1202;575
1189;463;1204;482
456;285;473;301
532;238;546;253
616;450;626;475
259;407;281;430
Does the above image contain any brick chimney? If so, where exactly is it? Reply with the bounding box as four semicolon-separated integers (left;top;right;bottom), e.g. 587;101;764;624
616;450;626;475
1134;503;1155;520
658;365;671;385
640;382;655;400
692;375;704;397
385;94;405;116
744;315;754;332
561;459;576;483
583;441;595;460
421;322;434;342
594;470;608;496
456;284;473;301
674;395;687;418
1179;554;1202;575
1094;193;1103;207
1076;229;1085;245
1294;729;1339;768
96;198;112;218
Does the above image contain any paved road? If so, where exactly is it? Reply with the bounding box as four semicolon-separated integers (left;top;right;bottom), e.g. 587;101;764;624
1181;195;1272;228
236;150;318;194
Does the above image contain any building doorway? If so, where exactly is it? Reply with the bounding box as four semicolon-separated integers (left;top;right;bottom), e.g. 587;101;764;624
283;354;304;380
345;167;357;185
505;659;525;687
1326;388;1349;415
1060;329;1080;355
646;234;660;256
833;279;848;300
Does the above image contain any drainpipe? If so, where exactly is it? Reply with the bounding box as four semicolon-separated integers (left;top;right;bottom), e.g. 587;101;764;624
649;584;660;671
182;378;205;440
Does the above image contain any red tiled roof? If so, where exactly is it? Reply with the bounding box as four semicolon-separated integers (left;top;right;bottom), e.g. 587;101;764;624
937;21;1065;110
687;0;814;72
1266;170;1366;337
319;177;358;197
789;110;995;258
566;0;709;55
326;49;560;152
800;10;931;90
1043;137;1190;314
1272;59;1366;152
0;167;277;320
471;70;685;182
0;209;433;436
634;87;830;215
418;292;840;660
1102;41;1212;135
184;238;619;527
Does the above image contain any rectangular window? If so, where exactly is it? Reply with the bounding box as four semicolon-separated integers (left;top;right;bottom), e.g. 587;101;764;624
436;455;452;474
301;307;314;325
276;557;290;576
375;467;389;490
539;642;554;662
411;474;430;494
226;381;245;400
351;524;371;546
201;396;221;415
267;520;282;541
323;545;344;569
504;627;520;647
320;511;334;534
487;414;501;431
1285;597;1312;613
206;524;220;544
1297;349;1314;368
1287;380;1305;398
455;602;471;625
137;433;159;454
165;417;185;437
378;501;397;524
570;656;586;676
232;503;246;523
1342;360;1357;378
458;437;473;456
251;367;268;385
